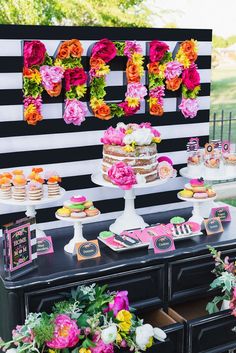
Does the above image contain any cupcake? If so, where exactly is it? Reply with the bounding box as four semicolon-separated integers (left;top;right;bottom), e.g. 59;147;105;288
45;172;61;198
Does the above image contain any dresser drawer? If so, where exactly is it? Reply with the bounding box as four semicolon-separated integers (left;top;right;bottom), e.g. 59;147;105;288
169;298;236;353
168;249;236;303
25;264;165;314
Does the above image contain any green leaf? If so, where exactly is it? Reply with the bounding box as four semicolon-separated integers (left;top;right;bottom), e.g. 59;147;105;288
77;313;89;327
82;338;96;348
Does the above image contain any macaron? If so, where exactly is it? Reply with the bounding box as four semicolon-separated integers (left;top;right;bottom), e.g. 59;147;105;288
193;192;208;199
85;206;100;217
70;211;87;219
179;189;193;198
70;195;87;204
83;200;93;209
56;207;71;217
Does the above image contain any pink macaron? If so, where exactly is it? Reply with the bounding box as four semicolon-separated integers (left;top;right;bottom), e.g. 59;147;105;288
70;195;87;204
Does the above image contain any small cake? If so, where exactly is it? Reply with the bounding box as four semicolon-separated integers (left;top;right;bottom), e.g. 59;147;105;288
179;189;193;198
56;207;71;217
101;122;161;184
0;175;12;199
12;173;27;201
70;195;86;204
28;181;43;201
46;173;61;198
85;206;100;217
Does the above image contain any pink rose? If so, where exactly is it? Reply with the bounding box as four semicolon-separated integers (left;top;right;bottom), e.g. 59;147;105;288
46;314;80;349
64;99;87;126
64;68;87;91
40;65;64;90
149;86;165;105
119;101;140;116
158;161;176;179
24;40;46;68
182;64;200;91
108;162;136;190
101;126;125;146
179;98;199;118
91;339;114;353
124;40;143;58
149;40;169;63
92;38;117;63
106;291;129;316
126;83;147;100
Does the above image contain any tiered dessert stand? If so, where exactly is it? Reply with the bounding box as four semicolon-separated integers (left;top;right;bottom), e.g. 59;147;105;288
0;185;65;238
56;212;101;254
179;166;236;219
91;172;168;234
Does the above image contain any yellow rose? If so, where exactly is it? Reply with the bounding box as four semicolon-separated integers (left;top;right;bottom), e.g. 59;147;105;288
116;310;132;332
79;348;91;353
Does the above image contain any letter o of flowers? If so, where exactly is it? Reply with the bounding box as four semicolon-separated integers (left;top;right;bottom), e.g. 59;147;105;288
89;38;147;120
148;39;200;119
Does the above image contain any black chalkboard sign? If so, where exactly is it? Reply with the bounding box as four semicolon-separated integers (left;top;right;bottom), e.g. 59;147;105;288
76;240;101;261
204;217;224;235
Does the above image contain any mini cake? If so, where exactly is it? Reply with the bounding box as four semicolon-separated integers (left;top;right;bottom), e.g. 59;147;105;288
28;181;43;201
0;175;12;199
12;171;27;201
45;173;61;198
101;122;161;184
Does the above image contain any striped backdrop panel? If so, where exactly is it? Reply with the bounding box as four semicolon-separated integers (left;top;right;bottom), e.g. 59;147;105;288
0;25;212;230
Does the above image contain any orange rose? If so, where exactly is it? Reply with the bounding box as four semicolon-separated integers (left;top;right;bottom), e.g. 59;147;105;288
181;40;195;54
46;82;62;97
48;176;61;183
150;103;164;116
24;110;43;125
126;61;140;83
23;67;39;78
69;39;83;58
94;104;112;120
186;50;197;63
57;42;70;60
90;57;105;69
32;167;43;173
166;77;182;91
147;62;159;75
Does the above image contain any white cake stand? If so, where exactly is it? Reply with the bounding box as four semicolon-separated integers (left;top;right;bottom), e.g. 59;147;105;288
0;186;65;238
177;193;216;225
91;173;168;234
55;212;101;254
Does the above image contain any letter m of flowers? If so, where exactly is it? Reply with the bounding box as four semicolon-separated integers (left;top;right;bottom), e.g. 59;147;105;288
23;40;87;126
148;39;201;119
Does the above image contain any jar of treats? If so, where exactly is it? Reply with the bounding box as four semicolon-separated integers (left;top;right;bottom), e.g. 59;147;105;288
187;141;202;176
204;151;220;179
222;152;236;177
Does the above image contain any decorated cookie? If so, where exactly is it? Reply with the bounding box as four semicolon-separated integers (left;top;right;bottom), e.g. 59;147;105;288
68;203;85;211
70;211;87;219
206;188;216;198
170;216;185;225
56;207;71;217
190;178;204;187
85;206;100;217
179;189;193;198
99;231;114;239
83;200;93;209
70;195;87;204
193;192;208;199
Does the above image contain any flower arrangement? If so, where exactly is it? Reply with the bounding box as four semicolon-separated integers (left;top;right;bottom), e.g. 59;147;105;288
0;284;166;353
206;246;236;315
89;39;147;120
148;39;200;119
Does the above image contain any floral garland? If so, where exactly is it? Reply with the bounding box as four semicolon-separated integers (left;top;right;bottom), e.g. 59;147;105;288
89;39;147;120
0;284;166;353
148;39;200;119
55;39;88;125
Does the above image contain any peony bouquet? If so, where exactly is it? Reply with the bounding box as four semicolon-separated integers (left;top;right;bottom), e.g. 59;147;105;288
0;284;166;353
206;246;236;315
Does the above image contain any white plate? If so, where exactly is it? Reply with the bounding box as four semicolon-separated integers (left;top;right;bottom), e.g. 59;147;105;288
177;193;216;203
98;236;149;252
56;211;101;223
173;231;203;241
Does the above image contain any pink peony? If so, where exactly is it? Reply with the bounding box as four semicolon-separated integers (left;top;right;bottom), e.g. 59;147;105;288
106;291;129;316
91;339;114;353
140;122;161;138
125;83;147;100
108;162;137;190
119;101;140;116
149;40;169;63
46;314;80;349
101;126;125;146
179;98;199;118
92;38;117;63
64;68;87;91
64;99;87;125
157;156;173;165
24;40;46;68
124;41;143;58
149;86;165;105
23;96;42;111
182;64;200;91
165;61;183;80
40;65;64;90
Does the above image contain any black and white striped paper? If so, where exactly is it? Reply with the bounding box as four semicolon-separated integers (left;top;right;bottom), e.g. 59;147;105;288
0;25;212;230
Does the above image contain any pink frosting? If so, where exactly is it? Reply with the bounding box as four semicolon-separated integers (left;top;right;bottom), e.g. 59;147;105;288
70;195;87;203
190;178;204;186
108;162;137;190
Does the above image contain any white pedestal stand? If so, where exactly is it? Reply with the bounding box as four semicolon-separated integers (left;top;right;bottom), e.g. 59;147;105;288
55;213;101;254
178;194;216;226
0;186;65;238
91;173;168;235
180;167;236;219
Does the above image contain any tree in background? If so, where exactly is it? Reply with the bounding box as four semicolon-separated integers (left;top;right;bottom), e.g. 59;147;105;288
0;0;156;27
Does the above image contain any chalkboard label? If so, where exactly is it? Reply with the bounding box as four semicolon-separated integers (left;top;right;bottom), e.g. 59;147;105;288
8;223;32;272
37;236;54;255
153;234;175;254
211;206;231;222
76;240;101;261
204;217;224;235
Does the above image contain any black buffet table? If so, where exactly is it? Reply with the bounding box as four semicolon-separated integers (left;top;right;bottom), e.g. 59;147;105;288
1;206;236;353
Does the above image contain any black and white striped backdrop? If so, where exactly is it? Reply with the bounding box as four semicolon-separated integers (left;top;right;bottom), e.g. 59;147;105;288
0;25;212;230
